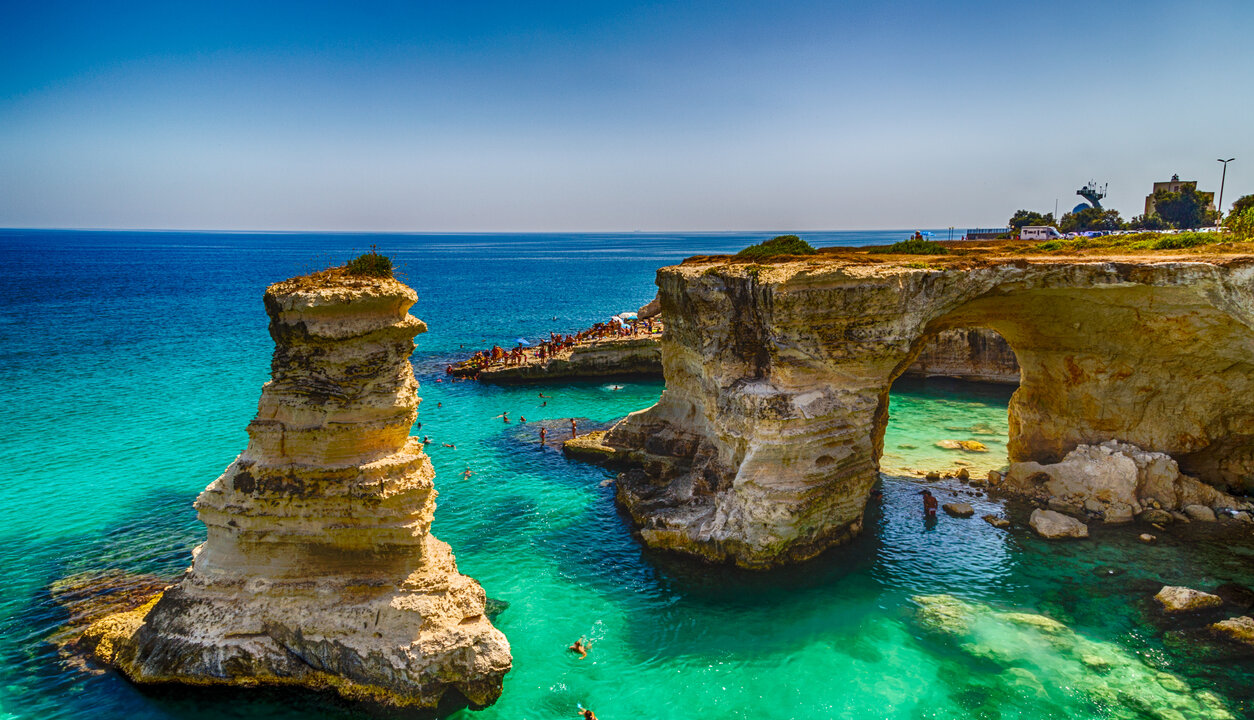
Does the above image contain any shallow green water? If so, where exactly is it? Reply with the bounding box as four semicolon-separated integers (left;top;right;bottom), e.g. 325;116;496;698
1;231;1251;720
881;377;1016;479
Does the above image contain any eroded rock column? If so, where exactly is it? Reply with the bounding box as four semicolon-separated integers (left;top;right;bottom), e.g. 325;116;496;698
85;269;511;709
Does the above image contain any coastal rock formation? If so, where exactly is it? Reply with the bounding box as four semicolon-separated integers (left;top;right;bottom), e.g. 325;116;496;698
902;327;1019;384
1155;586;1224;614
605;254;1254;567
1029;509;1089;539
477;336;661;383
994;441;1245;523
81;269;511;708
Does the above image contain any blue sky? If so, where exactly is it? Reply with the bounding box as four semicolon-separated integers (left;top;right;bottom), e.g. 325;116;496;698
1;0;1251;231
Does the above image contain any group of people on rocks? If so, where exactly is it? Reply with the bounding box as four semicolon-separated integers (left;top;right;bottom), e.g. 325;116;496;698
447;318;660;378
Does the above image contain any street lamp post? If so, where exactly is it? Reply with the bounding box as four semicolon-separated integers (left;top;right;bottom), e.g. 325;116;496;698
1217;157;1235;224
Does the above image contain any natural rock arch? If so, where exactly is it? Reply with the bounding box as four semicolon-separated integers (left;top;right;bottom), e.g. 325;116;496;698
605;256;1254;569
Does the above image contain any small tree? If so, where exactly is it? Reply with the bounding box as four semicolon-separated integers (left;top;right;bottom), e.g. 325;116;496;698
1008;210;1056;231
1225;194;1254;225
1059;207;1123;232
1153;186;1217;229
346;246;393;278
1227;207;1254;240
1127;213;1169;230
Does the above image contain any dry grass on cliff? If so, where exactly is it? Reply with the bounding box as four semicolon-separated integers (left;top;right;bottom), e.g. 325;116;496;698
683;234;1254;270
268;264;404;295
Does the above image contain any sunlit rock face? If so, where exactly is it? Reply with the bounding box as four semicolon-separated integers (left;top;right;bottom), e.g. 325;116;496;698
606;257;1254;568
903;327;1019;384
996;440;1246;523
84;269;511;709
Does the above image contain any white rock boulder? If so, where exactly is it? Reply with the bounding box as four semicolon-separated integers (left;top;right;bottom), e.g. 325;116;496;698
1029;509;1089;539
1154;586;1223;614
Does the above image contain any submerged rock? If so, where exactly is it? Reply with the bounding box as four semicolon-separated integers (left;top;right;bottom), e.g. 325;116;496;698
76;268;511;709
1030;509;1089;539
942;502;975;518
1209;616;1254;648
938;439;989;452
982;514;1011;529
910;594;1234;719
1155;586;1224;614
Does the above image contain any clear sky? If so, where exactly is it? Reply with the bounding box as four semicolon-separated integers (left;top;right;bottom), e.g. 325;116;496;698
1;0;1251;232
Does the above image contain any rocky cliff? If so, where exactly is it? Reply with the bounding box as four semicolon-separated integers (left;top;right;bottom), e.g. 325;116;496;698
478;336;661;382
82;268;511;708
605;252;1254;568
902;327;1019;384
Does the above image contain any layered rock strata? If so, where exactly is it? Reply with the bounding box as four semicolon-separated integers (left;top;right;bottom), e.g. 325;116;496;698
83;269;511;708
605;255;1254;568
477;336;661;383
992;440;1248;523
901;327;1019;384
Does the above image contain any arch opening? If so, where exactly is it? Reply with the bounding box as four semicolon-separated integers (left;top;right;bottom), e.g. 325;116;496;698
876;327;1020;481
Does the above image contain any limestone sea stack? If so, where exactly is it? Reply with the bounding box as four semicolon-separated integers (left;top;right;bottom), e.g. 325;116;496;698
82;267;511;708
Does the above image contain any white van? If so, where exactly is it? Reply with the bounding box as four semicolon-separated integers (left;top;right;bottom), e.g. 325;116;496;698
1020;226;1063;241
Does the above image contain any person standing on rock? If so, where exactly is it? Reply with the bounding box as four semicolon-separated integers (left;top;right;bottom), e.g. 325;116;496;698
570;418;578;439
922;489;938;518
539;427;547;446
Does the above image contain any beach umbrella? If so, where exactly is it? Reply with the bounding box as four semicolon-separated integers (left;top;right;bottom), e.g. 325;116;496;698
610;316;624;324
618;311;638;320
514;338;530;346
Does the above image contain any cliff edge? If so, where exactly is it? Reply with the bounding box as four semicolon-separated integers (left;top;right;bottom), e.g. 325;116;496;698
80;267;512;708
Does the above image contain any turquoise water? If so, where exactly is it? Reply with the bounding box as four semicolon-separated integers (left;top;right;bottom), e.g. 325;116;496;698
1;230;1251;720
881;377;1015;479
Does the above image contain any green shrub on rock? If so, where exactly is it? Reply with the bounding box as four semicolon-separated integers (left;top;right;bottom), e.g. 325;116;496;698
735;235;817;259
870;238;949;255
346;248;393;278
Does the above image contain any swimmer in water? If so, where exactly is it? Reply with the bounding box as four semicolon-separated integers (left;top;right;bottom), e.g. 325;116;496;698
442;442;456;449
569;638;588;659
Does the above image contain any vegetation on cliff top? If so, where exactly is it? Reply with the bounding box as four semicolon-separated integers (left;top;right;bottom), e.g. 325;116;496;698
735;235;816;259
346;247;393;278
869;237;949;255
1027;231;1225;253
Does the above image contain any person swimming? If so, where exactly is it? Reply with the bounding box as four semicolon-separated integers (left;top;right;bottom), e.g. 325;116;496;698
569;638;588;659
442;442;456;449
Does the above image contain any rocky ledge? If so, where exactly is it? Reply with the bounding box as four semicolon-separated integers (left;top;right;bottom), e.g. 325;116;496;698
478;336;662;383
603;250;1254;568
991;440;1251;525
78;268;511;709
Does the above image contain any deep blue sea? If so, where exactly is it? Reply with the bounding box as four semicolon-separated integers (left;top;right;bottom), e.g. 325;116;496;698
1;230;1251;720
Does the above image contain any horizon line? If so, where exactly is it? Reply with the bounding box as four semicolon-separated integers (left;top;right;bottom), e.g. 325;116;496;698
0;225;983;235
